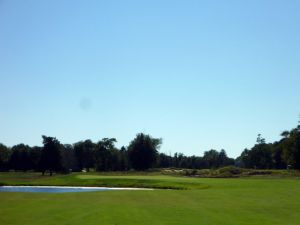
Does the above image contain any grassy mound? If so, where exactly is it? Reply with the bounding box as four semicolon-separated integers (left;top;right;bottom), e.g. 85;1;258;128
162;166;300;178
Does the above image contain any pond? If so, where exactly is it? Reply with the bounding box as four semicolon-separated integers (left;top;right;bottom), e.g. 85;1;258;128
0;186;151;193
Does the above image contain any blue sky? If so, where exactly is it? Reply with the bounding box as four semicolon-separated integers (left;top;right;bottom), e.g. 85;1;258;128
1;0;299;157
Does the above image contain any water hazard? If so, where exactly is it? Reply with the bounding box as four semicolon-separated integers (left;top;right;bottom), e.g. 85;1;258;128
0;186;149;193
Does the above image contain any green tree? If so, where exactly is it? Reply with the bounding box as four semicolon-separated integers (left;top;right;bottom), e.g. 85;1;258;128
240;134;273;169
118;146;129;171
257;134;266;144
158;153;172;168
249;143;273;169
283;128;300;169
281;130;290;139
61;144;78;172
271;142;286;169
28;146;42;171
128;133;162;170
40;136;62;176
203;149;219;168
9;144;31;171
94;138;117;171
0;143;10;171
74;140;95;172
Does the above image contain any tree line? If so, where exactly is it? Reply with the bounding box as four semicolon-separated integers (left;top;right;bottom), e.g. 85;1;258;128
0;133;234;174
237;123;300;170
0;121;299;174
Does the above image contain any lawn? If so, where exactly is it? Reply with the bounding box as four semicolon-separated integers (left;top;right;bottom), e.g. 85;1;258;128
0;172;300;225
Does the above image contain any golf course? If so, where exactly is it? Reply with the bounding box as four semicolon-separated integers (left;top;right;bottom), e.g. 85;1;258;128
1;172;300;225
2;0;300;224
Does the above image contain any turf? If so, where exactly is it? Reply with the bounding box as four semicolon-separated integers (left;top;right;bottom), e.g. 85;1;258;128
0;172;300;225
0;173;208;189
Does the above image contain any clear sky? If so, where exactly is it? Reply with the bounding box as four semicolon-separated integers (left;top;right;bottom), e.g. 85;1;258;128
1;0;299;158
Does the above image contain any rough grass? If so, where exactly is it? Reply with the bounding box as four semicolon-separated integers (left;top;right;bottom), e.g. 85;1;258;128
162;166;300;178
0;172;300;225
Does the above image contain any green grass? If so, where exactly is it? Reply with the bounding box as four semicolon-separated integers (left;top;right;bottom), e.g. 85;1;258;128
0;172;208;189
0;172;300;225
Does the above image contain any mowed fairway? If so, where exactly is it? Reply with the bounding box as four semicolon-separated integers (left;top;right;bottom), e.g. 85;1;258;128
0;174;300;225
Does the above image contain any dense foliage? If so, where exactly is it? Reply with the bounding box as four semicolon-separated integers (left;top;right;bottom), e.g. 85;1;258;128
237;124;300;169
0;121;299;173
128;133;161;170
